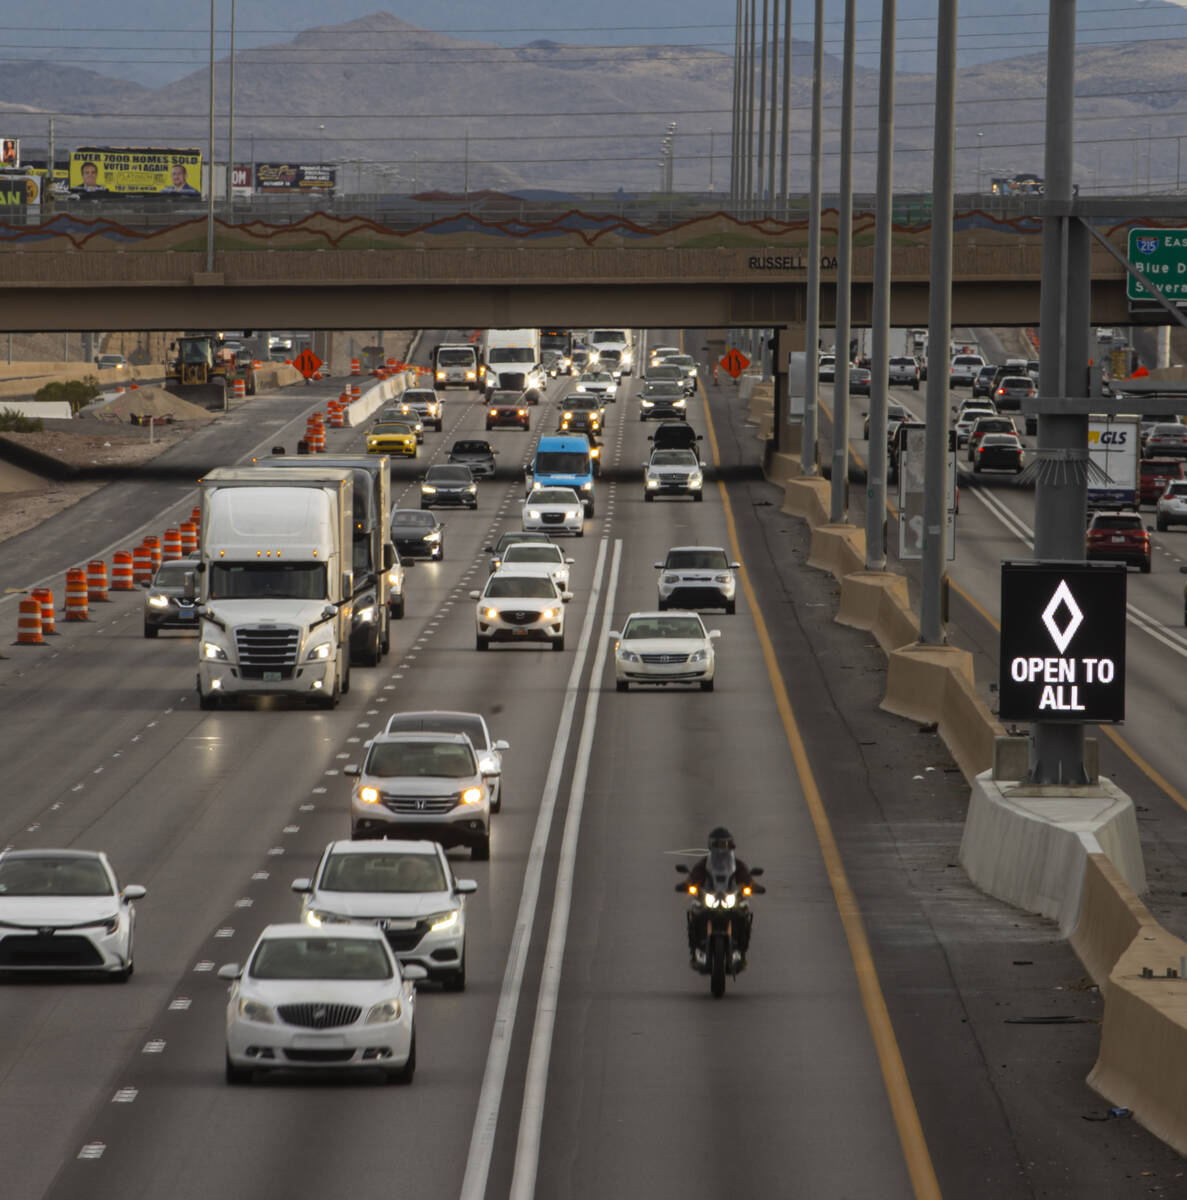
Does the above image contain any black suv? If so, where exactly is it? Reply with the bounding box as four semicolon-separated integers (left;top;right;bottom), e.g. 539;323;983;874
649;421;704;463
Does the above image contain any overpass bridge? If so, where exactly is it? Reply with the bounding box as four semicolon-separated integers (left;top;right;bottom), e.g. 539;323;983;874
0;192;1179;332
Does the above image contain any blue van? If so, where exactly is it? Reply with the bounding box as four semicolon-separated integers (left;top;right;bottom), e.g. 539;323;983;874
530;435;596;515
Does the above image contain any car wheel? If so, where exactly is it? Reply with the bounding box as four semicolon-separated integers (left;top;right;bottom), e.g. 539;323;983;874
700;679;715;692
472;834;491;861
726;599;736;615
341;661;351;695
553;635;565;652
616;680;628;692
225;1053;252;1085
973;462;982;473
490;782;502;814
1157;517;1168;531
694;491;703;502
420;503;429;510
644;492;654;502
392;596;405;620
913;381;920;391
576;528;584;537
657;600;667;611
476;635;490;651
1141;559;1151;574
143;625;159;638
387;1033;415;1084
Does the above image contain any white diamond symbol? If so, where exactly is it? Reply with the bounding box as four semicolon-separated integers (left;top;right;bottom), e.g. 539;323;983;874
1042;580;1083;654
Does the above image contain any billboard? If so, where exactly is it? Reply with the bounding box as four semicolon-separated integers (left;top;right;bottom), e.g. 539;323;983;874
1;139;18;168
231;164;254;197
68;147;203;197
0;175;40;207
255;163;336;194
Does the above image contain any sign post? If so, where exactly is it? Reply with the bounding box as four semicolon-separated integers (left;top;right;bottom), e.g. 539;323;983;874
998;562;1127;725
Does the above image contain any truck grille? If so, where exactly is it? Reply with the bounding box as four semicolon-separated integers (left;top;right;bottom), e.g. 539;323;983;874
277;1002;361;1029
235;625;300;677
383;794;457;814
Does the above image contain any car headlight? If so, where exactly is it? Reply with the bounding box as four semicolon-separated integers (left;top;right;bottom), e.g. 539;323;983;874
423;530;441;542
566;510;580;520
421;485;437;494
353;604;377;625
581;482;593;491
202;641;228;661
365;997;403;1024
386;568;402;587
663;574;680;584
674;398;686;408
714;573;732;583
646;478;660;488
541;607;557;620
483;606;500;619
641;399;654;407
359;785;380;805
88;913;121;934
430;909;460;932
238;996;274;1023
619;649;640;663
478;752;499;774
460;786;484;806
527;510;541;520
468;484;478;493
147;593;170;609
689;649;708;663
306;642;332;661
304;908;347;927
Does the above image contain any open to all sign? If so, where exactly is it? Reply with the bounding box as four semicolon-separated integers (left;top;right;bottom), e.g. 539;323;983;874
1008;654;1116;713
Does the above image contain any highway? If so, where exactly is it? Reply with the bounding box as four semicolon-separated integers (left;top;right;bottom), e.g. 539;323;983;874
0;335;1183;1199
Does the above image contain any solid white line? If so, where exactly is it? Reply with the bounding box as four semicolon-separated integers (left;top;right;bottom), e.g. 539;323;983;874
509;538;622;1200
458;535;610;1200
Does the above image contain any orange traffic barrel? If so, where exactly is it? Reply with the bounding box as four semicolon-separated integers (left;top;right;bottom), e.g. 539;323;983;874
111;551;135;591
351;358;360;375
386;357;397;368
179;522;198;554
64;568;89;621
144;535;162;571
350;383;362;400
16;596;44;645
190;505;201;524
32;587;56;635
162;528;183;562
327;400;344;429
313;371;322;381
87;559;110;602
132;544;154;585
339;390;350;407
232;378;246;399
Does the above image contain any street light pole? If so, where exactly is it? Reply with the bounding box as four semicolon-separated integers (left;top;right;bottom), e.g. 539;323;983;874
206;0;215;273
779;0;791;213
766;0;778;215
801;0;824;476
976;130;983;193
226;0;236;216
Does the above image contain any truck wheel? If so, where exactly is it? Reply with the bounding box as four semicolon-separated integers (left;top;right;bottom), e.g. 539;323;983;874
391;596;405;620
341;661;351;695
198;688;217;710
693;492;703;502
1141;559;1151;574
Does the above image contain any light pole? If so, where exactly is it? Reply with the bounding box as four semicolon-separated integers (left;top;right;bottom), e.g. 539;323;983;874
976;130;983;193
318;124;325;166
226;0;236;216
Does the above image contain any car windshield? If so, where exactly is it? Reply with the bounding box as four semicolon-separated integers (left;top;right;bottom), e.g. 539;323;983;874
437;350;474;366
452;442;492;455
373;422;414;435
530;487;580;504
496;532;549;551
484;576;558;598
959;410;993;423
320;851;447;894
385;713;487;748
1167;483;1187;496
647;366;683;380
365;739;477;778
599;350;621;362
404;391;435;402
667;355;694;367
651;451;697;466
644;383;683;397
208;562;327;601
249;936;393;980
152;562;194;588
581;373;613;384
592;331;626;343
427;466;472;483
392;510;436;528
504;545;563;563
0;856;113;896
534;454;589;476
888;405;908;419
665;549;729;570
489;347;535;364
1092;515;1142;530
622;616;706;639
491;393;522;405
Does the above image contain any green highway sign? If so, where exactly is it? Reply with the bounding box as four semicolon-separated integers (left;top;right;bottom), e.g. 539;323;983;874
1127;228;1187;302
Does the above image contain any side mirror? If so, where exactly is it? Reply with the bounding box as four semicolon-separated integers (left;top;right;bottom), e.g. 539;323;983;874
561;591;574;603
469;590;481;600
483;545;494;553
217;963;242;980
564;557;574;564
1147;525;1155;533
493;739;509;751
344;764;360;777
653;562;663;570
729;562;740;570
291;878;312;893
402;964;428;982
455;879;479;895
1180;565;1187;574
708;629;721;639
675;863;689;874
122;884;147;900
383;543;395;570
608;630;621;641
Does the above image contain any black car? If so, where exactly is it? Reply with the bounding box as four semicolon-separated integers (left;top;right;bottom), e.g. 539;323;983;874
639;381;688;421
143;557;201;637
421;463;478;509
972;432;1025;473
649;420;704;462
558;409;601;442
449;439;497;478
971;364;999;398
390;508;444;560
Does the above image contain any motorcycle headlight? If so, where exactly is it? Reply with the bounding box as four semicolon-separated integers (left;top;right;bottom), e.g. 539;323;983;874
365;997;403;1024
353;604;377;625
724;892;738;908
147;593;170;609
483;606;500;619
306;642;332;661
703;892;719;909
202;641;228;661
430;909;460;932
460;786;484;806
238;996;274;1023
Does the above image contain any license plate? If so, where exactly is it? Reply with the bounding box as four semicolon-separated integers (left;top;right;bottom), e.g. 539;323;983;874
178;611;196;620
513;627;530;637
292;1034;345;1050
1111;535;1125;543
263;671;282;681
382;918;416;931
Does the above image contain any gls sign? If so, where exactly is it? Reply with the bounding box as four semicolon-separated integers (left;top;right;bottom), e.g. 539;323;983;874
998;562;1127;724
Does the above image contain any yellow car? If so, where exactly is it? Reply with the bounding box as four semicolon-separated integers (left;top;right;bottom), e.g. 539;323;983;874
367;421;418;457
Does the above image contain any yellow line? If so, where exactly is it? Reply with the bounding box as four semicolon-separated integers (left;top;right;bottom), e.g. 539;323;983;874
700;382;943;1200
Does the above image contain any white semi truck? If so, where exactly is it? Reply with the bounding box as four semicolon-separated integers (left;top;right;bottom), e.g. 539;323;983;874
482;329;543;395
1087;414;1141;511
194;466;354;709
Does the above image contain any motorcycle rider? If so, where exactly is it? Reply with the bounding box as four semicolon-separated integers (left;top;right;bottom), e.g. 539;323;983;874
679;827;763;964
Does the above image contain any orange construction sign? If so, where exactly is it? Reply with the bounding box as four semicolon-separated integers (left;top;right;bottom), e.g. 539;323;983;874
293;348;323;379
719;348;750;379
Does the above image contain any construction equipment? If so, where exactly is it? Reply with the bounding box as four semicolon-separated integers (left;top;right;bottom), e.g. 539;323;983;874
165;333;257;410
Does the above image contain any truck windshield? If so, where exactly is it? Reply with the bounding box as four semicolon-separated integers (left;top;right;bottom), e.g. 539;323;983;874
489;348;535;364
535;451;590;475
208;562;328;600
437;349;474;366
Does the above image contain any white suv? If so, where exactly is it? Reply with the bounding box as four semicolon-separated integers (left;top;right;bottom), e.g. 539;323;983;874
1156;480;1187;531
655;546;739;614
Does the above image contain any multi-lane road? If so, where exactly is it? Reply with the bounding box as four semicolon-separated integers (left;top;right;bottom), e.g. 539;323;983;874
0;332;1184;1198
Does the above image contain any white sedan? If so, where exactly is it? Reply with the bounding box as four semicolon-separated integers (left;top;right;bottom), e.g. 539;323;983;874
0;849;145;982
470;572;571;651
293;840;477;991
220;923;424;1085
522;486;584;536
498;542;575;591
609;611;720;692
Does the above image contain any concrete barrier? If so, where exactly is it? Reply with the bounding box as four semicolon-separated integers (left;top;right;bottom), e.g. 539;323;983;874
781;477;831;526
342;372;414;427
836;571;917;650
252;363;303;391
1071;851;1154;988
807;523;865;579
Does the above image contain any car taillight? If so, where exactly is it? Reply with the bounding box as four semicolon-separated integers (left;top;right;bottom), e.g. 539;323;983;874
996;387;1005;395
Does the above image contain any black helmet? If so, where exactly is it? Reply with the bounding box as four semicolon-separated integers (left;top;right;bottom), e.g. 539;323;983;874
707;826;735;851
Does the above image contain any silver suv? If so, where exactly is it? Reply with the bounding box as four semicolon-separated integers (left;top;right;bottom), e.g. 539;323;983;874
346;732;491;859
655;545;739;614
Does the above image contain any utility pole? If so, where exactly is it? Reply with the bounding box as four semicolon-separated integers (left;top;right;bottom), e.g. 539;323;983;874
779;0;791;213
766;0;779;215
731;0;743;207
745;0;756;212
206;0;215;273
757;0;769;209
801;0;824;476
47;116;55;210
226;0;236;216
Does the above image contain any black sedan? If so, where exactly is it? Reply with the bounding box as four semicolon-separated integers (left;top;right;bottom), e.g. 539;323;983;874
390;508;444;560
972;432;1025;473
143;557;201;637
421;463;479;509
449;439;498;478
639;381;688;422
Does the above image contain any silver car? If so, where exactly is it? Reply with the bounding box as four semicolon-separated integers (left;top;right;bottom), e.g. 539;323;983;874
643;449;704;501
397;388;443;432
292;839;477;991
347;732;491;860
1156;480;1187;530
384;710;510;813
655;545;739;614
143;556;201;637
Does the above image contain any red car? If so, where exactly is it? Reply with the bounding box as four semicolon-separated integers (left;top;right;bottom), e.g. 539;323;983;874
486;391;530;431
1139;458;1184;506
1086;510;1151;573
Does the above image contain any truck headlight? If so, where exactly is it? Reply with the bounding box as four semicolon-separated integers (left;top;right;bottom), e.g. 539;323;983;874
353;604;377;625
386;569;402;587
306;642;333;661
202;641;228;661
436;370;446;380
581;481;593;491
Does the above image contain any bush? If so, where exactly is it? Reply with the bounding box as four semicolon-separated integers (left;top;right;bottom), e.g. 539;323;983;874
33;375;102;415
0;409;45;432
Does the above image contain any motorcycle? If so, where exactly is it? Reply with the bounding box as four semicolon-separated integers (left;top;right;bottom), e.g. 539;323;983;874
676;853;764;998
